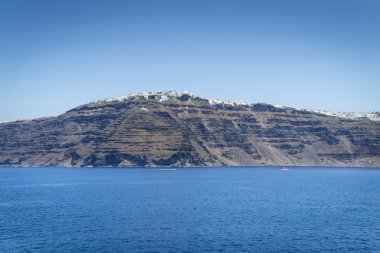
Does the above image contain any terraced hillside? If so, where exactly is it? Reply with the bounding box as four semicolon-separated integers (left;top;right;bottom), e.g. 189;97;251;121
1;91;379;167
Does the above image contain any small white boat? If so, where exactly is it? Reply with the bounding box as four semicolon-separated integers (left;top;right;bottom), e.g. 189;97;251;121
280;167;289;171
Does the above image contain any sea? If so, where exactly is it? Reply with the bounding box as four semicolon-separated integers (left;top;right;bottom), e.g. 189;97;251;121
0;167;379;252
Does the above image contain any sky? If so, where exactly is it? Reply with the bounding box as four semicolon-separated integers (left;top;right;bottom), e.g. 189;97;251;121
0;0;379;121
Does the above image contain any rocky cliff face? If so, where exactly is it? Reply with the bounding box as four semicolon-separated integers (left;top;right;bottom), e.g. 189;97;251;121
1;91;379;167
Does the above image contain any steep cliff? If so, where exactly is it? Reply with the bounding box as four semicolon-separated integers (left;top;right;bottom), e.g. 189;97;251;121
1;91;379;167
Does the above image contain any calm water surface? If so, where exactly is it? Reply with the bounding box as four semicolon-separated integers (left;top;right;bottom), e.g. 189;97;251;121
0;167;379;252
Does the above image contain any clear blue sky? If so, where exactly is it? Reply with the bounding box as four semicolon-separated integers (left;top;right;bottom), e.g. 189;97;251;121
0;0;379;121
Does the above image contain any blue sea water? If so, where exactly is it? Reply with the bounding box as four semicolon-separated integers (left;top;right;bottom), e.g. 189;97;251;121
0;167;379;253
